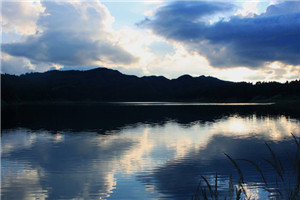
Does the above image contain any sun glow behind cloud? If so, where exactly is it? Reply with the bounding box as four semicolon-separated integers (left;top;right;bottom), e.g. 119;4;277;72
1;0;299;82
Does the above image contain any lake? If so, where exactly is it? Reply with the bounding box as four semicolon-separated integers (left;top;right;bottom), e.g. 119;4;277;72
1;103;300;200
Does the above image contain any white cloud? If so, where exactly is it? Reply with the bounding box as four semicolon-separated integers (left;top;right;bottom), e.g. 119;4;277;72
108;25;299;82
1;52;64;75
1;0;299;82
143;9;154;17
1;53;34;74
235;1;259;17
111;25;213;78
2;0;137;73
1;1;44;35
143;43;212;78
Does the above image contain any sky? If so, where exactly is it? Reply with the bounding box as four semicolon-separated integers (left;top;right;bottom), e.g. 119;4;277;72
1;0;300;82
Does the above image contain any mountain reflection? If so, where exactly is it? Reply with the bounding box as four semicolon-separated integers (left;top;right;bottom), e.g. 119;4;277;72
2;104;299;133
1;104;300;199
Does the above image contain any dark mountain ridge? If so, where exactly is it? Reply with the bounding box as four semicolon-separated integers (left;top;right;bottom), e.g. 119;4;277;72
2;67;300;104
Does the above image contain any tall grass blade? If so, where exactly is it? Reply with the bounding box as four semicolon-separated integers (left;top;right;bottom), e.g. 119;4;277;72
274;188;283;199
265;142;285;173
263;158;284;182
224;153;248;199
228;174;234;200
201;188;208;200
215;172;218;200
224;153;244;183
201;175;214;199
192;181;201;200
291;133;300;150
287;151;298;173
238;159;268;187
235;186;241;200
192;134;300;200
238;181;248;200
290;164;300;200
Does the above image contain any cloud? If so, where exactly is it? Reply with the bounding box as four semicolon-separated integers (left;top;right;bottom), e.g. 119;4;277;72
263;1;300;16
1;53;34;75
2;130;134;199
1;1;298;82
1;52;63;75
2;1;137;68
139;1;300;68
3;108;300;198
1;1;44;35
152;1;235;22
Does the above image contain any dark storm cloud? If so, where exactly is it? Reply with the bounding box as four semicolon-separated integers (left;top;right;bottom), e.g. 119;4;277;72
140;1;300;68
2;32;136;66
154;1;235;21
2;1;137;66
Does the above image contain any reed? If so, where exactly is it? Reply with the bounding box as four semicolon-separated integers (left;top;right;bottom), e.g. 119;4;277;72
192;133;300;200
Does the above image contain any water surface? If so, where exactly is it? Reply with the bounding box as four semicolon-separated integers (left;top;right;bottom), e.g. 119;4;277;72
1;103;300;199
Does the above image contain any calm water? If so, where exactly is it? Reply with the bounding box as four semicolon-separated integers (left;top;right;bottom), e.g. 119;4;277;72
1;103;300;200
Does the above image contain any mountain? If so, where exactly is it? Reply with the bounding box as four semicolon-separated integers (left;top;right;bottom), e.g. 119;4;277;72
1;67;300;104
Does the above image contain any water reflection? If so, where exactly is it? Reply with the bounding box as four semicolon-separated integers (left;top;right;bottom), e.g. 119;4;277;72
114;102;275;106
1;105;300;199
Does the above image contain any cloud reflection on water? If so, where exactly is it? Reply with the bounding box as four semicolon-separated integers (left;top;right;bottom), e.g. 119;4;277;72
2;113;300;199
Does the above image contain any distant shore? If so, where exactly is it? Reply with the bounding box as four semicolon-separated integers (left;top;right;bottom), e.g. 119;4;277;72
2;68;299;108
2;99;300;107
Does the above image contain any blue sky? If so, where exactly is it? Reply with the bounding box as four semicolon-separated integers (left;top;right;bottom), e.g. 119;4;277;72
1;0;300;82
